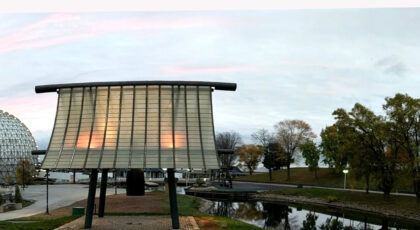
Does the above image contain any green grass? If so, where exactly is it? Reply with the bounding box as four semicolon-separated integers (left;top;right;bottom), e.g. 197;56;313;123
236;167;414;192
0;216;79;230
22;200;34;208
212;216;262;230
265;187;420;214
163;193;206;216
163;193;263;229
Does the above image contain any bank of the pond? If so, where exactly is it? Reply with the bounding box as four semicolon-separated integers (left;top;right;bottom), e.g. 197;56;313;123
236;168;414;193
254;188;420;225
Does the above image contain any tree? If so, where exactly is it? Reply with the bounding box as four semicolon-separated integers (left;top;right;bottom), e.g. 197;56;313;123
383;93;420;199
320;125;348;174
215;131;242;181
252;129;276;180
15;159;35;186
237;145;264;175
251;129;275;147
274;120;316;181
299;140;320;178
331;104;397;196
216;131;242;168
14;185;23;203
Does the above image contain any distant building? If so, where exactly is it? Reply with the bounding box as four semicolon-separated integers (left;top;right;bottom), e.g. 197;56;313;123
0;110;37;184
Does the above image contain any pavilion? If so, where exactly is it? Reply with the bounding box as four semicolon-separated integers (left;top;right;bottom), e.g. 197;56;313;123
35;81;236;229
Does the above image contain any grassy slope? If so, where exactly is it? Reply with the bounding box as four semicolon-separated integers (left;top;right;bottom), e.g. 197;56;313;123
0;216;79;230
265;187;420;215
236;167;413;192
163;193;262;229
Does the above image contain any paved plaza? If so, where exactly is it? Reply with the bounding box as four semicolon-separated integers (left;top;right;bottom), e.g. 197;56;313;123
56;215;200;230
0;184;125;221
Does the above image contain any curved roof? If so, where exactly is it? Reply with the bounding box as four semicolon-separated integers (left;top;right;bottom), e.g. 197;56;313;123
35;81;237;93
38;81;236;170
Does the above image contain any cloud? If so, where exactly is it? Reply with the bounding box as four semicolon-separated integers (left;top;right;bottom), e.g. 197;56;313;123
0;13;237;53
375;56;407;76
162;65;257;75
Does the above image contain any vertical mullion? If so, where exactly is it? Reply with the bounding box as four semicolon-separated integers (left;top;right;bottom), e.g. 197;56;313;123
54;88;73;169
113;86;123;168
184;86;191;169
83;87;98;168
69;87;86;168
128;86;136;168
171;85;176;168
196;86;206;170
143;86;148;169
158;85;161;168
97;86;111;168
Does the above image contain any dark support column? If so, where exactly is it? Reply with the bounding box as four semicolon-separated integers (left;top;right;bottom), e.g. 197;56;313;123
46;169;49;215
73;169;76;184
98;169;108;218
167;168;180;229
85;169;98;229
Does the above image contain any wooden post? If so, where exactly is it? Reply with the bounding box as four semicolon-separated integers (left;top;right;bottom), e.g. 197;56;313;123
167;168;179;229
98;169;108;218
85;169;98;228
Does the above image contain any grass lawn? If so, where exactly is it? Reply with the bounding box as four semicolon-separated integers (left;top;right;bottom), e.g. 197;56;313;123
0;216;79;230
264;187;420;215
196;216;263;230
236;167;413;193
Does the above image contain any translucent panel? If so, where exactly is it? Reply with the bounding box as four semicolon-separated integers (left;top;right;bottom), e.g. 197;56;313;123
116;86;134;167
42;84;219;169
84;87;108;167
145;86;159;168
185;86;203;167
173;86;190;168
160;86;174;168
99;86;121;168
71;87;96;168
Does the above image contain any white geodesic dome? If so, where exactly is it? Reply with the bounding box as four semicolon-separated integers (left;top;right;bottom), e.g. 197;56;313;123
0;110;37;184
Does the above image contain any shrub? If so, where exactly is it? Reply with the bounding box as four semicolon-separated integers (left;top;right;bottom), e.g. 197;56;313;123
195;178;205;187
6;176;14;185
326;195;338;203
14;185;23;203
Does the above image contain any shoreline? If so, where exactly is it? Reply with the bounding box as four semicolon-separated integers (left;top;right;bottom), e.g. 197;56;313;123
253;193;420;225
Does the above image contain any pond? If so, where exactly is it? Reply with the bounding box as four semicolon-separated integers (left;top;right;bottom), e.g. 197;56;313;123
206;200;420;230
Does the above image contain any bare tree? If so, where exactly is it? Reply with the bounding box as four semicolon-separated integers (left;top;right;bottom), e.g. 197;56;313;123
251;129;275;147
274;120;316;181
215;131;242;182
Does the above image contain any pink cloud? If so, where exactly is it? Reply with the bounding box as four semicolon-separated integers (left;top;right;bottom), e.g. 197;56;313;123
0;13;238;53
163;65;257;75
0;94;57;132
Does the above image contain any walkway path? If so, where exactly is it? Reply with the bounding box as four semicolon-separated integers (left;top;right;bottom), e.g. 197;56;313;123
56;215;200;230
225;181;416;197
0;184;125;221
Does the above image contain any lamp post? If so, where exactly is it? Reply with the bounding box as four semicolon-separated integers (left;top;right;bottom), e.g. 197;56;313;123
343;169;349;189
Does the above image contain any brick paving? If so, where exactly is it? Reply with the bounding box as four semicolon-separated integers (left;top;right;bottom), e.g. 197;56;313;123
56;215;200;230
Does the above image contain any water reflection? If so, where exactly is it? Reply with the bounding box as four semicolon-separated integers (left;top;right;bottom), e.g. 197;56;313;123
207;200;418;230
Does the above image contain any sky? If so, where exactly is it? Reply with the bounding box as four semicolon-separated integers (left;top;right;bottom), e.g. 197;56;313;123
1;7;420;150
